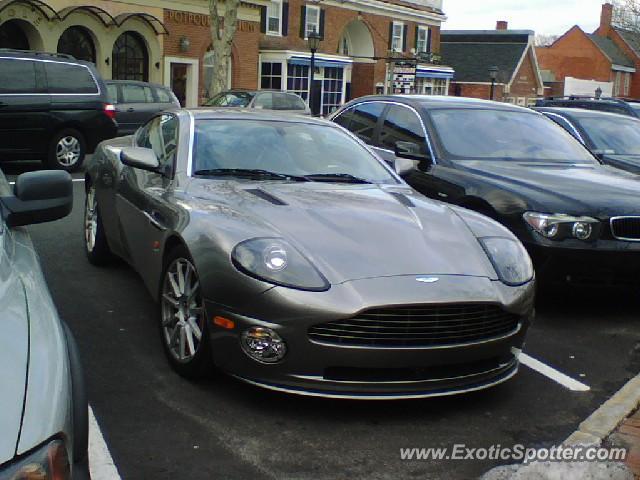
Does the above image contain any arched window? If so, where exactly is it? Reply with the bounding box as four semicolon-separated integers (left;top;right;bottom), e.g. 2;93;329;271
0;20;30;50
57;27;96;63
112;31;149;81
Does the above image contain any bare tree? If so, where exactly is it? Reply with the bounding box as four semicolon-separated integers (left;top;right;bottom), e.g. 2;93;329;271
534;34;559;47
612;0;640;32
208;0;240;98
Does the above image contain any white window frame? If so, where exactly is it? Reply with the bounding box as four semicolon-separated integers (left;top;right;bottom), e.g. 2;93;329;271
305;5;320;39
392;22;404;53
266;0;283;36
416;26;429;53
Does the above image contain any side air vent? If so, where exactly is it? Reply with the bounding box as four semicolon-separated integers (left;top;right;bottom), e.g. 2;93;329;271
388;192;415;208
245;188;287;206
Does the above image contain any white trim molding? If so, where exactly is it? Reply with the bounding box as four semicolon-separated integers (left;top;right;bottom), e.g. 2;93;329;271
164;56;199;108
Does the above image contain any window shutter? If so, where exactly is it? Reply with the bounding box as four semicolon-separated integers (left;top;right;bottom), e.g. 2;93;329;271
260;6;267;34
300;6;306;38
388;22;393;50
427;27;432;53
319;9;325;40
415;26;419;50
282;1;289;36
402;24;408;52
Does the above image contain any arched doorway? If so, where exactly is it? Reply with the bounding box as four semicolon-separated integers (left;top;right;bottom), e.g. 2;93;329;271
338;20;374;59
58;26;96;63
112;31;149;81
0;20;31;50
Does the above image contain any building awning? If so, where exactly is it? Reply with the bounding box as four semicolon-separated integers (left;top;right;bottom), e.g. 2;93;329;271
0;0;59;20
288;55;352;69
416;65;455;79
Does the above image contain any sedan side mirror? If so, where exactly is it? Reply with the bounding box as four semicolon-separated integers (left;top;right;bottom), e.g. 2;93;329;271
1;171;73;227
393;141;431;176
120;147;160;172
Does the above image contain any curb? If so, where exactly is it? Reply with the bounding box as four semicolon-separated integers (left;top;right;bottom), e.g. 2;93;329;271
565;373;640;446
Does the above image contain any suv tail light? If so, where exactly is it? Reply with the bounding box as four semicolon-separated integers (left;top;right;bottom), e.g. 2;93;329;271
104;103;116;120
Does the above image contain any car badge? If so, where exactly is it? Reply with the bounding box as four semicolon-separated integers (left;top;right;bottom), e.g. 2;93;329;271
416;276;439;283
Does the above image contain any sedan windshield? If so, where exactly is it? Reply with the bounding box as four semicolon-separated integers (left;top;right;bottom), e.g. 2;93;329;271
578;115;640;155
429;109;596;163
193;120;397;184
204;92;254;107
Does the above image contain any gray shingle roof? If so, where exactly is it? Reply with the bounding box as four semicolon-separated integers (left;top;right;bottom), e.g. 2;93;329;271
588;34;635;68
615;28;640;58
440;41;527;83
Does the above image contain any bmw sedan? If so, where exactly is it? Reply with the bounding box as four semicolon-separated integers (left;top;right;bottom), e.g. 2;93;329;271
0;168;88;478
84;109;534;399
331;95;640;287
536;107;640;175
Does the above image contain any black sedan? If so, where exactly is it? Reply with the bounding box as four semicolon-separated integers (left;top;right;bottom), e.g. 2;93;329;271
330;95;640;287
83;109;534;399
536;107;640;175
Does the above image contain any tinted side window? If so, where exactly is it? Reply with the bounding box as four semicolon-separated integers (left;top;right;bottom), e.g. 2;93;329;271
45;62;98;94
138;115;179;173
254;93;273;109
380;105;426;152
334;108;355;130
349;103;385;143
0;59;38;94
156;88;172;103
122;84;154;103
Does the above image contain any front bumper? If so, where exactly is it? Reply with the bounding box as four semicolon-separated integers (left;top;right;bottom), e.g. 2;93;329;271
205;275;534;398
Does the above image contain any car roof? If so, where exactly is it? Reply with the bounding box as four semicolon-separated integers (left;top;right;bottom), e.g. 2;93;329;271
217;90;302;96
535;106;640;120
105;79;168;89
185;108;333;125
344;94;534;112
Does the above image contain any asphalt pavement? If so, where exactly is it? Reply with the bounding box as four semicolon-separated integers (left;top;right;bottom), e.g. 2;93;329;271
5;161;640;480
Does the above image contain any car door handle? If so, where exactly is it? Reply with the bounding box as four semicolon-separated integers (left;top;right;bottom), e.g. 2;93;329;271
126;108;135;113
0;102;7;108
143;211;167;231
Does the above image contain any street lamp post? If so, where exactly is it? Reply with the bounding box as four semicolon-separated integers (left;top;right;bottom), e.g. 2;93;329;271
488;66;499;101
307;28;321;116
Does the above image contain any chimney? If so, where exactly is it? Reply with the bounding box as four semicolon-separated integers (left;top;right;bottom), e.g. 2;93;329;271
601;3;613;31
496;20;508;30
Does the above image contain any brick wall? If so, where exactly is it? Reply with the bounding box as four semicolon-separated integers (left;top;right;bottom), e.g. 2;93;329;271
450;83;505;101
509;49;540;99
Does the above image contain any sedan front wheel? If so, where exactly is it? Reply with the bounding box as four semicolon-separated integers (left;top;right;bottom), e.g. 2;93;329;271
84;185;112;266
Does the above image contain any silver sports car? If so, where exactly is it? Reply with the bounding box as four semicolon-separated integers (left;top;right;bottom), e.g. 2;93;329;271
84;109;535;399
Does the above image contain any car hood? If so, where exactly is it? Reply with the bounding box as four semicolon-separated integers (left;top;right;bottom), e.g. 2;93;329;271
457;160;640;216
0;246;29;465
188;181;497;284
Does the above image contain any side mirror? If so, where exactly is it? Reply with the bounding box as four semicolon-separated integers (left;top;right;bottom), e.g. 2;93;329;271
120;147;160;172
1;171;72;227
393;141;431;176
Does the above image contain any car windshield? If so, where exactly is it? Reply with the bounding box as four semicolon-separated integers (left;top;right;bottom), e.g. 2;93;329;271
193;120;397;184
429;108;597;163
579;115;640;155
204;92;254;107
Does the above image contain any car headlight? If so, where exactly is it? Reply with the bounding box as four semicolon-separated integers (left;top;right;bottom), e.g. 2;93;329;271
523;212;599;241
479;237;534;286
232;238;329;291
0;439;70;480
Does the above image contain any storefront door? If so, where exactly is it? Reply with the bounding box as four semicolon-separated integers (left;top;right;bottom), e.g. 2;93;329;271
164;57;199;107
171;64;188;107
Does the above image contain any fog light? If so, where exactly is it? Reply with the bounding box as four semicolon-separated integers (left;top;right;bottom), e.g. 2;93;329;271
241;327;286;363
572;222;592;240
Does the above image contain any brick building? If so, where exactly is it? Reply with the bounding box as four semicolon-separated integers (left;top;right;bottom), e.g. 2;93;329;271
440;21;544;105
0;0;451;114
536;3;637;98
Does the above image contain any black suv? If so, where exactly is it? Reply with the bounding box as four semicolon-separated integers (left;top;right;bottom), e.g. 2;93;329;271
535;96;640;118
0;50;118;172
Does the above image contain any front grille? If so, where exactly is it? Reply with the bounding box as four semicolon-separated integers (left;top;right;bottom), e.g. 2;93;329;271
308;304;521;348
611;217;640;241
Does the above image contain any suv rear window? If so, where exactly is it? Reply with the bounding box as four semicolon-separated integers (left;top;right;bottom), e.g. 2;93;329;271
0;58;38;94
45;62;98;94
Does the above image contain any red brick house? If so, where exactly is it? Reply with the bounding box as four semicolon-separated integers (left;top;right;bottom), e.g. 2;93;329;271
441;21;544;105
536;3;637;98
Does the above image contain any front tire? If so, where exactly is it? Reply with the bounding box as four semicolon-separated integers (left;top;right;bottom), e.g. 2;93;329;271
84;185;112;266
159;246;212;379
47;129;86;172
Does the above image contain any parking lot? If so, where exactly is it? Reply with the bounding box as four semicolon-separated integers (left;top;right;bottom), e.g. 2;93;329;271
4;161;640;480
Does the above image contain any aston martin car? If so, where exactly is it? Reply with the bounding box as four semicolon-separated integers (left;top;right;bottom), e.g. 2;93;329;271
0;168;88;478
331;95;640;287
83;109;535;399
536;107;640;175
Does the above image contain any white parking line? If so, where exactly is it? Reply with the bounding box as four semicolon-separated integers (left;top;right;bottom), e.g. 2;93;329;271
520;352;591;392
88;405;122;480
8;178;85;185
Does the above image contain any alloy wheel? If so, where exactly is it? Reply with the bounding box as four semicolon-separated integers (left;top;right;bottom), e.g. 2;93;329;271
56;136;81;167
84;187;98;253
161;258;205;363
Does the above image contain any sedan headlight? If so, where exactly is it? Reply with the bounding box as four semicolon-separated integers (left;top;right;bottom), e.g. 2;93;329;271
0;439;70;480
523;212;599;241
232;238;329;291
479;237;534;286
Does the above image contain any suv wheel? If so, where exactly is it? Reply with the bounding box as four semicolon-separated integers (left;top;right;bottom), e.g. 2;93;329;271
48;129;86;172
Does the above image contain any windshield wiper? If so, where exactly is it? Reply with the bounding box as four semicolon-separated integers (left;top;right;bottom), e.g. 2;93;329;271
193;168;308;182
302;173;372;184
